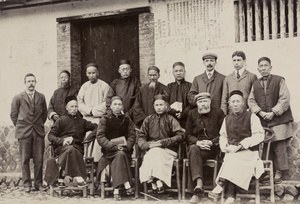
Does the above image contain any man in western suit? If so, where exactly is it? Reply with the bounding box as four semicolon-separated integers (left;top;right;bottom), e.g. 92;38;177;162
10;73;47;193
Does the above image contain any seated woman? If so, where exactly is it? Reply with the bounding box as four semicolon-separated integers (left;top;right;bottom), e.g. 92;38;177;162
96;96;136;201
209;90;264;204
44;96;97;186
138;94;185;194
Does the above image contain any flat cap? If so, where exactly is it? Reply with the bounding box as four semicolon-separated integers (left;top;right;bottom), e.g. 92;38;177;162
119;59;130;66
194;92;211;102
202;53;218;60
65;95;77;105
229;90;243;98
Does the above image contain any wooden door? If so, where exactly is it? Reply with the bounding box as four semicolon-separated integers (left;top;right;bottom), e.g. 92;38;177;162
78;14;139;85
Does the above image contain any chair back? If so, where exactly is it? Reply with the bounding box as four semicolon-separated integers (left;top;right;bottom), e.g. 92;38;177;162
259;127;275;160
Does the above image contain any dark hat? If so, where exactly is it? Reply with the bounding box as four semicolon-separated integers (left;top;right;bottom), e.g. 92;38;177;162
202;53;218;60
148;66;160;74
65;95;77;105
194;92;211;102
153;94;166;102
172;61;185;68
111;95;123;103
258;57;271;64
85;63;98;70
229;90;243;98
120;59;131;66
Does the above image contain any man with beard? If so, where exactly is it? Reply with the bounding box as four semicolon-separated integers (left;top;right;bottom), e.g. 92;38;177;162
132;66;167;126
248;57;294;184
10;73;47;193
186;92;225;203
164;62;192;128
110;59;141;118
48;70;78;122
221;51;257;115
188;53;225;110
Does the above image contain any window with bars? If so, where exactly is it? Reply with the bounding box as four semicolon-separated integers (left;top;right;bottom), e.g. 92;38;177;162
234;0;300;42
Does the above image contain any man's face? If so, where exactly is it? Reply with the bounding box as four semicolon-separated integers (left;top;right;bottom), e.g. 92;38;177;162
110;99;123;114
232;56;246;70
229;95;244;114
118;64;132;79
60;72;70;87
173;65;185;81
86;66;99;83
24;76;36;92
148;70;160;83
203;58;217;72
154;99;167;115
66;100;78;116
257;60;272;77
196;98;211;114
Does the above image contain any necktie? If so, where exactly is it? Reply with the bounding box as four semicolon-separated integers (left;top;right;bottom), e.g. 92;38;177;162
208;73;212;79
28;93;33;100
237;70;240;79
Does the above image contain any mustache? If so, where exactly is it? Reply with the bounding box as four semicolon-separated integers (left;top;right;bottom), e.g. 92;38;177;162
207;65;213;67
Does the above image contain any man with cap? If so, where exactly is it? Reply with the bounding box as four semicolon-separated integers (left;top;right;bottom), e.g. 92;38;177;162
44;96;98;187
188;52;225;110
138;94;185;194
96;96;136;200
186;92;225;203
10;73;47;193
77;63;114;161
209;90;264;204
248;57;294;184
132;66;167;126
110;59;141;118
164;61;192;128
221;51;257;115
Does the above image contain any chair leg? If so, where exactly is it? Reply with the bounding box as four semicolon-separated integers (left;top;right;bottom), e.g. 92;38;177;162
175;160;181;201
255;179;260;204
83;186;87;198
269;162;275;203
100;182;105;199
90;164;94;196
143;182;148;200
221;190;225;203
212;161;218;187
50;185;54;197
134;159;139;199
182;159;187;200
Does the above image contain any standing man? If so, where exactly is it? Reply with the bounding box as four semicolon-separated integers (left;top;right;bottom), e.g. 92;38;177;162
221;51;257;115
132;66;167;127
10;73;47;193
186;92;225;203
188;53;225;110
110;59;141;118
164;62;192;128
248;57;294;183
77;63;114;161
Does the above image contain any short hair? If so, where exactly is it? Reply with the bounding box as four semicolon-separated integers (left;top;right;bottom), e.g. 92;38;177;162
258;57;271;65
232;51;246;60
60;70;71;78
148;66;160;74
24;73;36;82
172;62;185;68
85;63;98;70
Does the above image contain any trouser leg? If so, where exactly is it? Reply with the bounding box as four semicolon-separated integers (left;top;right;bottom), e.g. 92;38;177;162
225;180;237;199
19;136;33;188
32;131;44;188
272;140;289;171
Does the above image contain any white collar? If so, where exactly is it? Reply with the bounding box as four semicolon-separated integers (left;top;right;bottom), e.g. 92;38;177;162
235;67;245;76
26;90;35;96
206;70;215;77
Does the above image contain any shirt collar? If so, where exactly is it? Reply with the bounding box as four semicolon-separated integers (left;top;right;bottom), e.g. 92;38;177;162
235;67;245;76
26;90;35;96
206;70;215;77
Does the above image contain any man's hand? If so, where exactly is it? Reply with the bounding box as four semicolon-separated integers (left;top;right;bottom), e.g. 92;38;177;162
52;114;60;121
118;144;126;151
175;112;181;119
259;111;267;119
196;140;212;150
63;137;73;146
223;144;242;153
149;141;162;149
264;112;275;121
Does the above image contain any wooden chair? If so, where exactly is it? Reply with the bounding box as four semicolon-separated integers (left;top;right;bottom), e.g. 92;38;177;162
142;143;182;201
182;145;220;200
221;127;275;204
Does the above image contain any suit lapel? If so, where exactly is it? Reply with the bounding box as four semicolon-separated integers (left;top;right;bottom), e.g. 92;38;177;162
34;91;40;105
239;69;248;81
21;91;30;105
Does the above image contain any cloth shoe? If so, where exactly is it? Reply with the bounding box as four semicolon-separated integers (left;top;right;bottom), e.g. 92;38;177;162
194;185;203;196
24;186;31;193
126;187;134;196
189;195;200;203
274;170;282;184
224;197;235;204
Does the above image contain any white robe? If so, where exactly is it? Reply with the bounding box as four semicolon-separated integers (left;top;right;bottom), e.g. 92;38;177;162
217;113;264;190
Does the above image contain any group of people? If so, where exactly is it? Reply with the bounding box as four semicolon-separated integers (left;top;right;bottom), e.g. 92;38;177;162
10;50;294;204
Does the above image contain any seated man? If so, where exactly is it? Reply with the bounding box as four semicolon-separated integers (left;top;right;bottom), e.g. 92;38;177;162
210;90;264;204
138;94;185;193
186;92;225;203
96;96;136;200
44;96;97;186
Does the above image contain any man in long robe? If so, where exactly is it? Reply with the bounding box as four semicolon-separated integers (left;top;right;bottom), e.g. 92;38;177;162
221;51;257;115
44;96;97;186
210;90;264;204
96;96;136;200
186;92;225;203
164;62;192;128
132;66;167;127
188;52;225;110
77;63;114;161
110;59;141;118
138;94;185;193
248;57;294;184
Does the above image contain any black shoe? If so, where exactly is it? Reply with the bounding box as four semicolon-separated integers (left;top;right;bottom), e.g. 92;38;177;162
35;185;48;191
58;181;65;187
24;186;31;193
194;186;203;196
126;188;134;196
157;186;164;194
114;193;121;201
274;171;282;184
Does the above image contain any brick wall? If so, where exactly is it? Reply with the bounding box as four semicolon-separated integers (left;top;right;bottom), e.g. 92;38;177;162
70;24;82;90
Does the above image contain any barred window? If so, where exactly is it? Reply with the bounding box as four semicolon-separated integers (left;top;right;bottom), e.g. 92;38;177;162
234;0;299;42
